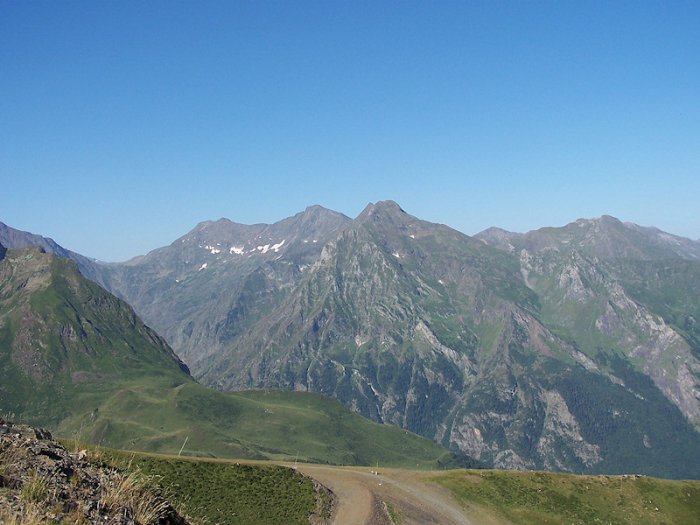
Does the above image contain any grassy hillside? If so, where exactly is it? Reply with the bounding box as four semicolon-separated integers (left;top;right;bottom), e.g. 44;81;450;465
89;448;700;525
0;248;191;424
53;379;463;469
434;469;700;525
98;448;330;525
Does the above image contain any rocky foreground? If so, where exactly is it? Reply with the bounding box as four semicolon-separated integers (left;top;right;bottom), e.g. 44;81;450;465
0;419;188;524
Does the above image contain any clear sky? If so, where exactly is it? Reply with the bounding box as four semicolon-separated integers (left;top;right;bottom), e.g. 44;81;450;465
2;1;699;261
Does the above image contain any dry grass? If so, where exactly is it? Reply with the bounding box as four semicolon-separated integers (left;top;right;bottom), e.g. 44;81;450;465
19;470;50;505
99;467;170;525
0;445;20;477
2;438;174;525
63;506;91;525
1;443;48;524
0;502;47;524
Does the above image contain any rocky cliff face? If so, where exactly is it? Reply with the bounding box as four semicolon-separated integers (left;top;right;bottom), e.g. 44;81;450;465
477;216;700;434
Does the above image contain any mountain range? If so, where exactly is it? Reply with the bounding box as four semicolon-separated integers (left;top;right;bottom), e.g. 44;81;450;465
2;202;699;478
0;241;462;468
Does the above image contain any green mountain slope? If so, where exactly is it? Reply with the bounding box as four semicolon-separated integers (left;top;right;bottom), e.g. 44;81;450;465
0;247;191;424
65;382;467;468
0;246;466;469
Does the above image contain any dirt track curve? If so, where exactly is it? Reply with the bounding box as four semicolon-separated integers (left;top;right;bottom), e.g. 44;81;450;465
293;464;478;525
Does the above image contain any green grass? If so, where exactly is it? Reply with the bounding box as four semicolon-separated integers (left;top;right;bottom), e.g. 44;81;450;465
91;448;325;525
43;378;457;470
434;469;700;525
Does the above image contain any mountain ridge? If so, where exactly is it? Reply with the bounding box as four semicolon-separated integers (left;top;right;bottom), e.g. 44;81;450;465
111;204;697;477
0;244;469;469
3;207;700;477
475;215;700;260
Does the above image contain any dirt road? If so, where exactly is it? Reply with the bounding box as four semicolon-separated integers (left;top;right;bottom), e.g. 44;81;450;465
293;464;476;525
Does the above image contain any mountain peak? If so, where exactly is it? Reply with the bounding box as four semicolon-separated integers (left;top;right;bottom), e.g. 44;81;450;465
303;204;329;214
358;200;406;219
572;215;623;229
474;227;522;250
0;221;69;258
298;204;350;222
194;217;237;231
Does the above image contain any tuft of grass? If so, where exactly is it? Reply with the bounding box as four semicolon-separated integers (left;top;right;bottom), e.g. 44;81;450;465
0;442;22;479
0;502;46;525
99;466;170;525
434;469;700;525
19;469;50;504
63;506;90;525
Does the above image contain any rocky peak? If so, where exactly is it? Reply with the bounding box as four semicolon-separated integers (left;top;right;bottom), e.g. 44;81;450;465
574;214;621;224
571;215;625;233
354;201;417;235
302;204;345;219
0;221;102;281
282;205;351;237
358;200;405;218
187;217;261;242
475;227;523;251
555;215;700;260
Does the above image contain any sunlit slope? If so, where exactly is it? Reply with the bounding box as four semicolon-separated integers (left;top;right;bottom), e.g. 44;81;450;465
435;469;700;525
62;381;466;468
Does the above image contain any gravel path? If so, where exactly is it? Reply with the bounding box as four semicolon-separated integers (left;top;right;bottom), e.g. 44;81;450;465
294;464;477;525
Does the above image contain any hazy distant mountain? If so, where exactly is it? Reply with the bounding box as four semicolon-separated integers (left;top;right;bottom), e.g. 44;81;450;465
3;207;700;478
95;205;351;371
476;215;700;260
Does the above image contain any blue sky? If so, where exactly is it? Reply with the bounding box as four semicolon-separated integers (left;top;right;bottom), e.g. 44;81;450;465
2;1;699;261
